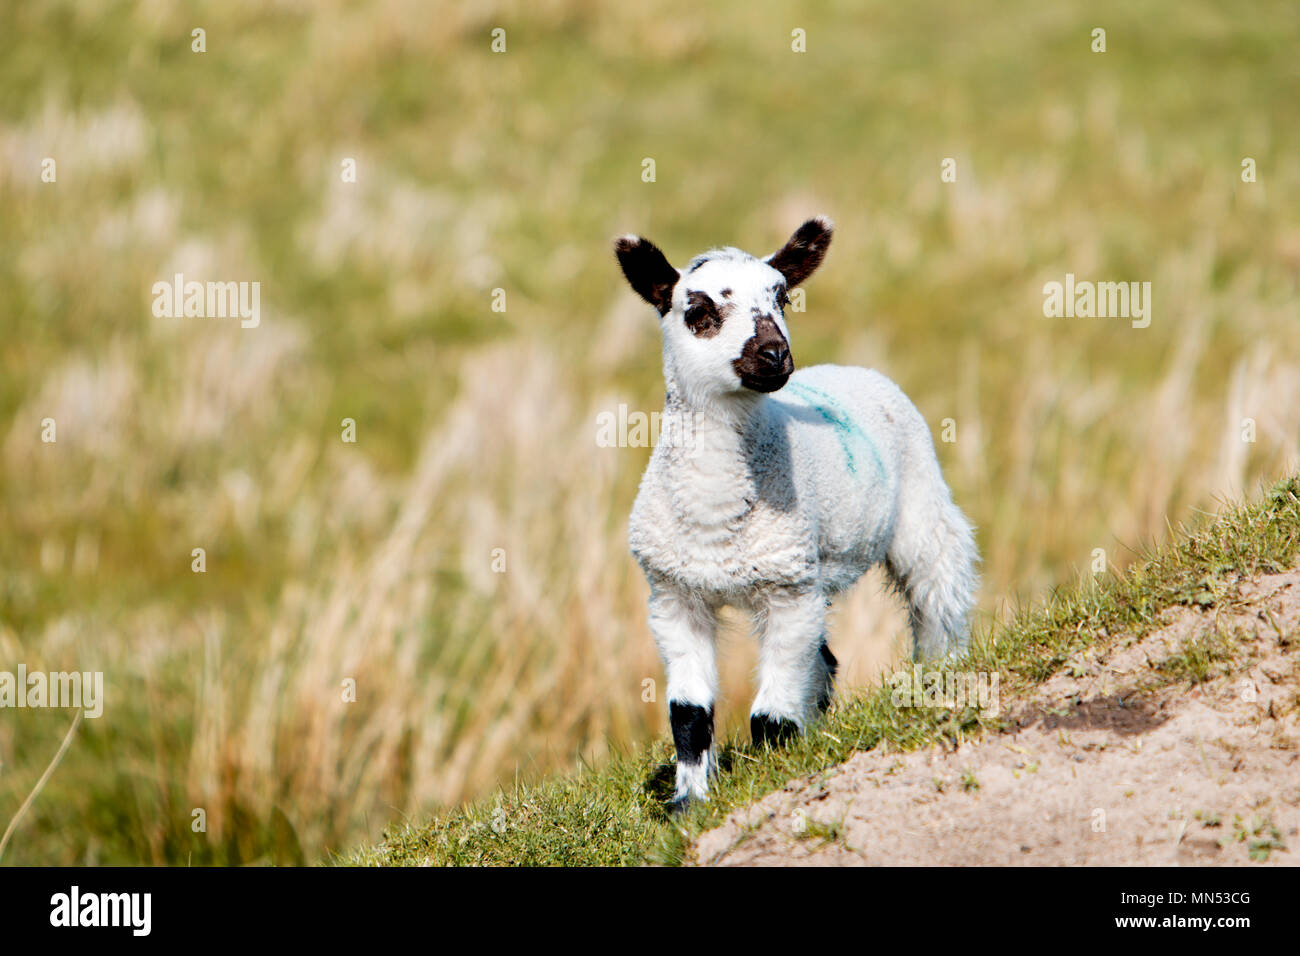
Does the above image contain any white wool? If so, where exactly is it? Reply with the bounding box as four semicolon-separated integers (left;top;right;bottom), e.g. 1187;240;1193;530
631;359;979;641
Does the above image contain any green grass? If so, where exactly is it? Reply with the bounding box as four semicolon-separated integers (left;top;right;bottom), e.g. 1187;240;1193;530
1222;813;1288;863
1156;626;1238;685
346;474;1300;865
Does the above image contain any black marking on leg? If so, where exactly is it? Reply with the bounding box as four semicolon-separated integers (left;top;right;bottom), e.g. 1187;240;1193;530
751;714;800;748
820;641;838;677
816;641;838;713
669;701;714;766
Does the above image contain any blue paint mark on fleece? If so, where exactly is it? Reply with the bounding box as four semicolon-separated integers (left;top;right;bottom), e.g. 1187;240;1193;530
782;381;886;481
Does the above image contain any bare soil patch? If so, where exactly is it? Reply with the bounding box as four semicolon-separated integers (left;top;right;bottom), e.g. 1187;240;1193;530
692;568;1300;866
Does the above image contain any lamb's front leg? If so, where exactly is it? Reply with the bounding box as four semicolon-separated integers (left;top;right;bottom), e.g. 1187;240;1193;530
751;586;829;747
648;585;719;812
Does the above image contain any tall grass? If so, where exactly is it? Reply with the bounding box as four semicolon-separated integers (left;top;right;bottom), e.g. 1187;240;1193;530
0;0;1297;864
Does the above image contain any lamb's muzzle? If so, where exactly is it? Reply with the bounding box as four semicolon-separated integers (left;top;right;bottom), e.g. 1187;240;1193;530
734;314;793;392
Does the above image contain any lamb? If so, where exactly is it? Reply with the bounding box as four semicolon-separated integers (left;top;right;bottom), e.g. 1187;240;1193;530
614;217;979;810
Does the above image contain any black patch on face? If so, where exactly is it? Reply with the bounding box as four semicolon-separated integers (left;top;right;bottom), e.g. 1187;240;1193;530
683;290;729;338
751;714;800;748
767;217;833;288
669;701;714;765
614;236;680;315
720;288;733;298
732;313;793;392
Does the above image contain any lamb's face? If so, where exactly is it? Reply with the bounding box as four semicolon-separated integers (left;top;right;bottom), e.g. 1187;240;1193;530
615;217;833;405
666;253;794;397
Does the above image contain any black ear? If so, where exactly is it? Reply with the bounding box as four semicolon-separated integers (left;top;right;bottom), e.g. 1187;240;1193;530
614;235;679;315
766;216;834;287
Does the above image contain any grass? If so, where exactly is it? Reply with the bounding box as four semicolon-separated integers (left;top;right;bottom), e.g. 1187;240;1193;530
346;474;1300;865
1;0;1298;865
1156;627;1238;685
792;811;844;848
1222;813;1288;863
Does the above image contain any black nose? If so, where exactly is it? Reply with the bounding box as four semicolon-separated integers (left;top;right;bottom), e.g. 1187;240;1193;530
759;344;789;370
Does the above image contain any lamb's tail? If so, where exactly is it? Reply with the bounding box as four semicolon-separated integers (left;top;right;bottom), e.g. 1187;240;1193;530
886;429;979;661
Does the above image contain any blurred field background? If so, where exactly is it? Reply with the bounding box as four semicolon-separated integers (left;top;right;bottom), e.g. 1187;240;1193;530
1;0;1297;865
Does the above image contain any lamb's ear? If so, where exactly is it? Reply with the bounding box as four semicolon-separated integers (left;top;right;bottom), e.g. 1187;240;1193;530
614;235;679;315
766;216;834;287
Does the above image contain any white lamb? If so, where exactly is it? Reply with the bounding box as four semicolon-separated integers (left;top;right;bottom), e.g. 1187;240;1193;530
614;217;979;810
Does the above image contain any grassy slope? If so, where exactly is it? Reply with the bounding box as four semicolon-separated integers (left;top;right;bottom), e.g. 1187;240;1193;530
348;474;1300;865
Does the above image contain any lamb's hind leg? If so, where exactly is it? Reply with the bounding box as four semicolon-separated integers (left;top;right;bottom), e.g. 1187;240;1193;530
648;585;719;812
887;482;979;661
751;587;829;746
815;640;838;714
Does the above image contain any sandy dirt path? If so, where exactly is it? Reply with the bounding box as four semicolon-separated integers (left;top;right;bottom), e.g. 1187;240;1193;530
692;569;1300;866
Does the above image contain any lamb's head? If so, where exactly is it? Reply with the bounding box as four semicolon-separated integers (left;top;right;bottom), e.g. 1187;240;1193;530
614;217;833;405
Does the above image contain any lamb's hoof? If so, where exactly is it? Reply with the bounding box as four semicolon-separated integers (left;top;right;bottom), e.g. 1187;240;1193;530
668;795;697;816
751;714;800;749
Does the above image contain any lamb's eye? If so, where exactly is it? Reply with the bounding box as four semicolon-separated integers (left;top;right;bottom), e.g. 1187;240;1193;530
777;289;790;310
685;305;713;334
